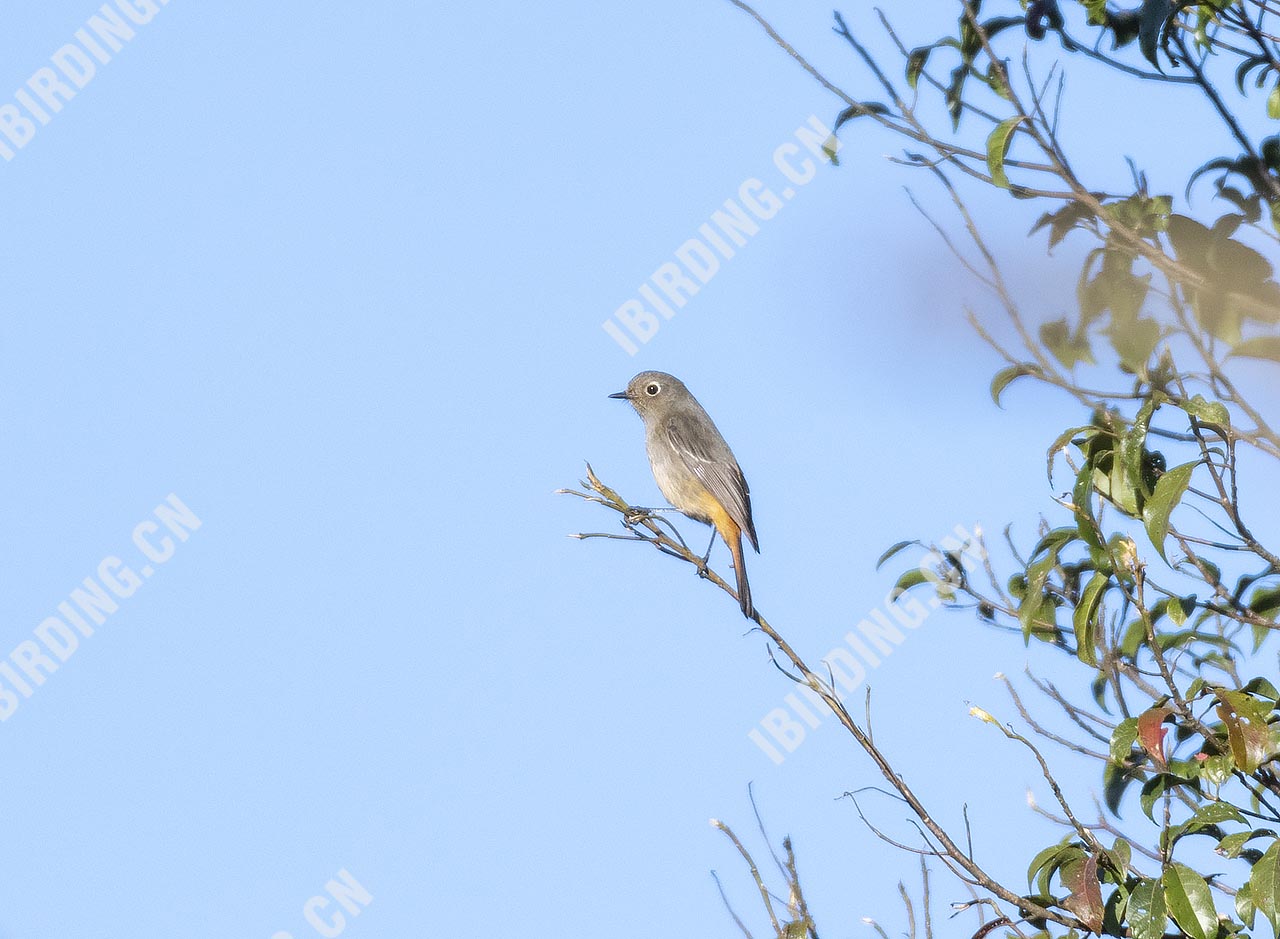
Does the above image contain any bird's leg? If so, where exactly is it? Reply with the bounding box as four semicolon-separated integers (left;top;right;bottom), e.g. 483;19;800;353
694;529;717;578
701;529;717;563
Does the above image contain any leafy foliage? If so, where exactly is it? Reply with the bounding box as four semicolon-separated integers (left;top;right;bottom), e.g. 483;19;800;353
720;0;1280;937
859;2;1280;936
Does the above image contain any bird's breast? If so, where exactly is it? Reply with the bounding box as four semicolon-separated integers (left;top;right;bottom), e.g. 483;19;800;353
645;436;715;524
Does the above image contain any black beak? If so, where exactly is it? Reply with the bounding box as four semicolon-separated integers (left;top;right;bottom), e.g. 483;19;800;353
608;391;630;400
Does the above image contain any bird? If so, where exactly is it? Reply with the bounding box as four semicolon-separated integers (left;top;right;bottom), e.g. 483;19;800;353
610;371;759;618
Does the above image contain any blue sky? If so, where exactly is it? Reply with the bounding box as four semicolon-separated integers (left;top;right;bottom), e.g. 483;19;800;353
0;2;1272;937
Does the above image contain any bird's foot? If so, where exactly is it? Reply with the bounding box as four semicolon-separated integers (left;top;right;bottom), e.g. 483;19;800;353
623;506;657;525
624;506;676;525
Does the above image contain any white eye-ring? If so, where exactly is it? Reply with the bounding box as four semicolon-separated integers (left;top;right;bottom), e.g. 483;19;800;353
645;382;661;396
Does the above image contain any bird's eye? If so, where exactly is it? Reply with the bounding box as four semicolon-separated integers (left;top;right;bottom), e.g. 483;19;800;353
645;383;660;396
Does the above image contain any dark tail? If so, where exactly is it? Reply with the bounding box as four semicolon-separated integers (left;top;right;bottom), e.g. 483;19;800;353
729;533;753;619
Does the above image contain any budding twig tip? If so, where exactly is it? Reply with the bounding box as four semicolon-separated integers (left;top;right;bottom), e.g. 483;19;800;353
969;705;997;724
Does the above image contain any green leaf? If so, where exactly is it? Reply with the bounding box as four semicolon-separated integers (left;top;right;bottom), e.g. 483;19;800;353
1027;840;1072;890
1082;0;1109;26
1256;619;1274;653
1252;840;1280;936
981;15;1027;40
1041;318;1094;369
1108;316;1160;373
1103;759;1135;815
890;568;929;601
1232;336;1280;362
877;540;918;570
990;364;1037;405
1108;836;1132;873
906;47;930;90
1110;717;1139;764
1170;801;1246;846
1243;677;1280;701
1193;288;1244;344
821;134;840;166
1167;214;1213;267
1031;201;1095;251
1138;0;1174;68
1219;831;1254;859
1128;878;1168;939
1219;829;1275;860
1103;881;1130;935
945;66;966;131
1019;534;1071;643
1097;269;1152;326
1200;752;1234;787
1211;228;1275;284
1030;526;1078;561
1142;461;1197;561
833;102;891;132
986;116;1026;189
1072;464;1104;551
1140;773;1185;820
1073;571;1108;667
1046;425;1096;483
1122;395;1161;498
1239;54;1271;93
1103;195;1169;238
1249;584;1280;622
1019;563;1055;643
1034;843;1086;896
1239;882;1258;931
1161;863;1217;939
1179;394;1230;427
1192;801;1247;825
1270;82;1280;119
1119;619;1146;657
1197;557;1222;587
1167;594;1195;626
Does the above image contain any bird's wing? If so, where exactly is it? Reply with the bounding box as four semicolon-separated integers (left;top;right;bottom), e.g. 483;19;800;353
662;413;758;551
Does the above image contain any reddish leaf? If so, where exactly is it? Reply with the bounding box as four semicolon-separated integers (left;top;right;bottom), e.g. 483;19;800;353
1137;706;1173;768
1216;690;1275;774
1062;855;1104;934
